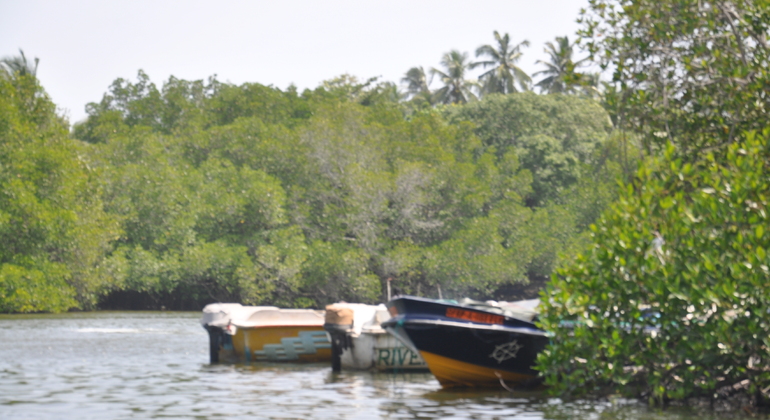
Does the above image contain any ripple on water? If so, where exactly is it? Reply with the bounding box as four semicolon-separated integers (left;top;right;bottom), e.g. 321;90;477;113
0;312;760;419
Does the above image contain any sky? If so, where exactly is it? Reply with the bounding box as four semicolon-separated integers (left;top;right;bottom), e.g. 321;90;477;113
0;0;589;124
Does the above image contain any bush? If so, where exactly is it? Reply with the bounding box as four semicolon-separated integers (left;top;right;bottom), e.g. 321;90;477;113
538;129;770;404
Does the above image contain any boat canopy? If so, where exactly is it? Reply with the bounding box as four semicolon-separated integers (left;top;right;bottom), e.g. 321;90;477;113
457;298;540;322
233;308;325;328
201;303;278;328
201;303;325;329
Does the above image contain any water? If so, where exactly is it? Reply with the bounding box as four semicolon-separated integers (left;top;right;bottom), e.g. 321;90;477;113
0;312;758;419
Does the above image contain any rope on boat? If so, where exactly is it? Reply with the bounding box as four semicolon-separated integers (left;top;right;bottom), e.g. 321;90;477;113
495;371;515;392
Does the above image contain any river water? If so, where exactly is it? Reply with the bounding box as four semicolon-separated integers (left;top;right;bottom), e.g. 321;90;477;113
0;311;756;419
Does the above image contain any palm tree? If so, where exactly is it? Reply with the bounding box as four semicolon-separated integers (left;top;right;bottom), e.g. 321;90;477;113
431;50;478;104
533;36;586;94
402;67;430;97
472;31;531;95
401;66;433;105
0;49;39;79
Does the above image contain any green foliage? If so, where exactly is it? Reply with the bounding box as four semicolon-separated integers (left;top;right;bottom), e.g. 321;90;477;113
401;67;433;107
73;71;620;308
423;215;524;296
538;130;770;402
72;70;312;143
317;75;402;108
300;240;381;307
86;119;296;308
205;81;301;127
194;158;287;243
250;226;308;305
533;2;770;404
533;36;596;95
472;31;531;95
0;71;120;312
0;263;74;313
447;92;613;206
579;0;770;155
1;49;39;79
0;62;625;312
431;50;479;104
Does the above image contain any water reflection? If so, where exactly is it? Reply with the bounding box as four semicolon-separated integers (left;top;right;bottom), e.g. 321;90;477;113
0;312;759;419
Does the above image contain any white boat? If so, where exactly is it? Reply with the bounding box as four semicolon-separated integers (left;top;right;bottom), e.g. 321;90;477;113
324;303;427;371
201;303;331;363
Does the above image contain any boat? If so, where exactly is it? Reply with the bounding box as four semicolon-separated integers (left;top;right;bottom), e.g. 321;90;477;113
381;295;547;388
323;302;427;372
201;303;331;363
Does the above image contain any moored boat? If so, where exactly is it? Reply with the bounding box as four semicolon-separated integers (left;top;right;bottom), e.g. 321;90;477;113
382;296;547;388
324;302;427;372
201;303;331;363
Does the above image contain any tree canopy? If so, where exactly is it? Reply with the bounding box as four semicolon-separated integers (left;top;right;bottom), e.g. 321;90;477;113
537;0;770;406
0;66;119;312
0;49;624;312
539;130;770;403
579;0;770;155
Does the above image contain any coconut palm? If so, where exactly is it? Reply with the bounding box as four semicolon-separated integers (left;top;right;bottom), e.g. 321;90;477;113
430;50;478;105
402;67;430;97
533;36;586;94
472;31;531;95
0;49;39;79
401;66;434;105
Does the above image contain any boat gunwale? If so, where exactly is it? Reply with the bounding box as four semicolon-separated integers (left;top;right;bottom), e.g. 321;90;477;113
383;317;547;337
384;295;544;331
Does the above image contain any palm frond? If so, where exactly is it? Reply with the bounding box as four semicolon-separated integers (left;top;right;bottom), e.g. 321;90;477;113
474;31;530;95
432;50;476;104
402;66;431;98
1;49;39;79
533;36;593;94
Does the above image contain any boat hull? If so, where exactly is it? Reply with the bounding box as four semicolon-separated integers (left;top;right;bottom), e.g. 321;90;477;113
214;325;331;363
333;330;426;371
324;302;426;371
202;304;331;363
383;296;547;388
370;333;426;371
396;320;546;387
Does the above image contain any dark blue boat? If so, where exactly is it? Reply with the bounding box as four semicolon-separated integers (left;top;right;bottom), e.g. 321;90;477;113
382;295;548;388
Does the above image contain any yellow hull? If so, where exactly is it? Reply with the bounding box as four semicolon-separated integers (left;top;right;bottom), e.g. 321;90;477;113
420;351;537;388
226;325;331;363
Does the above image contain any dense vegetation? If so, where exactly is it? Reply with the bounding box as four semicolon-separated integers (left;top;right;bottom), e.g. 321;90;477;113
4;0;768;408
0;61;120;312
0;34;619;312
537;0;770;408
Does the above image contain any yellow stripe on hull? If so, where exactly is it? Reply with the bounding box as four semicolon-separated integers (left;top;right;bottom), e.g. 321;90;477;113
420;351;536;388
230;326;331;363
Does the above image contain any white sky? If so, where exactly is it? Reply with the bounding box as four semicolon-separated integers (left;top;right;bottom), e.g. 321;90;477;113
0;0;589;124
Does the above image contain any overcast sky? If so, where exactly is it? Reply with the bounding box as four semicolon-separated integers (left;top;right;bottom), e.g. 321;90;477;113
1;0;589;124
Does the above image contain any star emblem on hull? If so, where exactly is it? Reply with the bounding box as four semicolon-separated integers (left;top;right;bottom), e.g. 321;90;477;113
489;339;523;364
